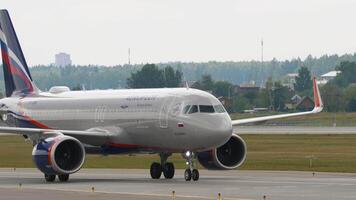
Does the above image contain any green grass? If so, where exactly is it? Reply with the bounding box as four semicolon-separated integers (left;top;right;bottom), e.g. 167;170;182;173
240;134;356;173
2;134;356;173
231;112;356;126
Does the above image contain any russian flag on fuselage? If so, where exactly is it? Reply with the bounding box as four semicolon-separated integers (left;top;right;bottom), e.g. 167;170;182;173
0;9;36;97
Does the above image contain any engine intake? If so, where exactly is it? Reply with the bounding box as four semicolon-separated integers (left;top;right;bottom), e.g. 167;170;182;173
32;135;85;175
197;134;246;170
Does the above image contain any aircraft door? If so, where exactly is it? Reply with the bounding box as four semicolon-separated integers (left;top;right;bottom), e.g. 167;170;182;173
159;96;176;128
159;99;169;128
95;105;106;123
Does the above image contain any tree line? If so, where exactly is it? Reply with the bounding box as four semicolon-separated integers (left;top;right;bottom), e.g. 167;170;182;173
124;61;356;113
0;54;355;112
0;52;355;92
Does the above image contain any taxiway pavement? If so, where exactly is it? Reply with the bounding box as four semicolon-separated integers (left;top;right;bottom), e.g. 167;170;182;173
0;168;355;200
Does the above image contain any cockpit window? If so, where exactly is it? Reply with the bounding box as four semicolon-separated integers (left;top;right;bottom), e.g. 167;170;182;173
214;105;226;113
199;105;215;113
183;105;191;114
188;105;198;114
184;104;225;114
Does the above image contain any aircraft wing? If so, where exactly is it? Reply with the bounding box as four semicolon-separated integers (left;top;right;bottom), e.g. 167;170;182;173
231;77;323;126
0;126;115;146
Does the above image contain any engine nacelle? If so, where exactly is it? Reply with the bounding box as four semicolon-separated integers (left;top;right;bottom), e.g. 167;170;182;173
32;135;85;175
197;134;246;170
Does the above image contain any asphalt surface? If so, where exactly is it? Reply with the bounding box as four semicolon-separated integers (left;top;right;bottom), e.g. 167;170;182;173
234;126;356;134
0;168;356;200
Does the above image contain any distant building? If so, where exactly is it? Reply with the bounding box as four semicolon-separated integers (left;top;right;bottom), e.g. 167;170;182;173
232;82;260;95
243;107;269;113
283;73;298;90
290;94;302;105
296;96;314;111
286;95;313;111
55;52;72;67
318;71;341;85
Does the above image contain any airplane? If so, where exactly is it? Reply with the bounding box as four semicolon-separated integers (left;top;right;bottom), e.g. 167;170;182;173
0;9;323;182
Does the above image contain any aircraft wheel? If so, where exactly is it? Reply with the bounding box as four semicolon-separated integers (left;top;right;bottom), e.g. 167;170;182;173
150;162;162;179
163;162;175;179
192;169;199;181
58;174;69;182
184;169;192;181
44;174;56;182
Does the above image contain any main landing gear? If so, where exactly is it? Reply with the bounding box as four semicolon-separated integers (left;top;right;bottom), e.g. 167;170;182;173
150;153;175;179
183;151;199;181
44;174;69;182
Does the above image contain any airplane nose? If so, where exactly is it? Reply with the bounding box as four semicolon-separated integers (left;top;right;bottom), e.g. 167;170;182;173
217;115;233;141
202;114;233;147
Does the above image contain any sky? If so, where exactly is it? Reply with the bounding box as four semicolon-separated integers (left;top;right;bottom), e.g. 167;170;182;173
1;0;356;66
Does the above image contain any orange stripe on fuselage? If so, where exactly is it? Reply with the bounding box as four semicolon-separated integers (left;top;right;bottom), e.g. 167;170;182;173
18;98;51;129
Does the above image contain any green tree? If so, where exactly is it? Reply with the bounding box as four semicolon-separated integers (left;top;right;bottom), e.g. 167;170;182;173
192;74;215;91
127;64;182;88
251;89;270;108
321;83;344;112
233;95;250;112
243;91;258;104
164;66;182;88
127;64;164;88
200;75;215;91
294;66;312;92
265;76;274;109
334;61;356;87
213;81;232;97
344;86;356;111
71;84;82;91
272;81;291;111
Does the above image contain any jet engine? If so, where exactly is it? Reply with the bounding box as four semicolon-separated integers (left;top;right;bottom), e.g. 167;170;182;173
197;134;246;170
32;135;85;175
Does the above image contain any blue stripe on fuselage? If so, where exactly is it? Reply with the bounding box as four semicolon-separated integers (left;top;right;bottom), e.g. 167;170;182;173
6;111;41;128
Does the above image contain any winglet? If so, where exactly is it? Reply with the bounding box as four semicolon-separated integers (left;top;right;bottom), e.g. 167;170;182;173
312;76;323;113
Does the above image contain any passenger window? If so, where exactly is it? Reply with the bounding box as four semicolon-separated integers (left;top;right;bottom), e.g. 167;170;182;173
183;105;191;114
199;105;215;113
188;105;198;114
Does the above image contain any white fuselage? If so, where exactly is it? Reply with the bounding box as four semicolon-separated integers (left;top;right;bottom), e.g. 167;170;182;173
0;88;233;153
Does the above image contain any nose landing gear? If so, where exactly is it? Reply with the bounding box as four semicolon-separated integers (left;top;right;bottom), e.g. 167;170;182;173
183;151;199;181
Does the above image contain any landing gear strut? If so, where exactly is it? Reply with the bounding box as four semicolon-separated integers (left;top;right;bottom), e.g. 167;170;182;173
150;153;175;179
183;151;199;181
